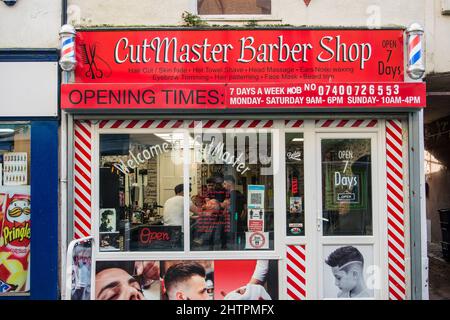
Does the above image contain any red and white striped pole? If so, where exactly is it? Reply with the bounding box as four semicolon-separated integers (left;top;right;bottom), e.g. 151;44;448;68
406;23;425;80
59;24;76;73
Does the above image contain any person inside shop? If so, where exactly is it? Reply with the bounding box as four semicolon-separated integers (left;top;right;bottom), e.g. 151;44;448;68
163;184;201;232
95;261;160;300
197;176;227;249
222;175;246;249
204;176;227;203
191;197;224;249
325;246;371;298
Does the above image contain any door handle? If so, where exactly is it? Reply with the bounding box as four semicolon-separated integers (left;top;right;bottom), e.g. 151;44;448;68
317;216;329;231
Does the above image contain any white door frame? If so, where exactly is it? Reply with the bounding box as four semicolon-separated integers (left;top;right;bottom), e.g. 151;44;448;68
313;131;385;300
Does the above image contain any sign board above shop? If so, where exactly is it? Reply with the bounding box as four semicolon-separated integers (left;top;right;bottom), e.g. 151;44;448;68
61;29;426;111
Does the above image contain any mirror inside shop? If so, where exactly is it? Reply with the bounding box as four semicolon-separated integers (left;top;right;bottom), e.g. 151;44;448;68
99;131;274;252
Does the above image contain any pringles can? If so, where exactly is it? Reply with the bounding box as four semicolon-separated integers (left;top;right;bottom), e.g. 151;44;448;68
0;193;31;293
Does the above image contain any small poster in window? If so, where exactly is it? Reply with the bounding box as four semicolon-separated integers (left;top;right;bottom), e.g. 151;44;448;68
245;231;269;250
247;209;264;232
131;211;143;224
3;152;27;186
99;208;116;232
289;197;302;214
247;185;265;209
99;232;121;251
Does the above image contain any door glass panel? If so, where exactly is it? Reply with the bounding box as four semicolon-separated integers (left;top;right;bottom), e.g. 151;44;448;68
285;133;305;236
321;139;372;236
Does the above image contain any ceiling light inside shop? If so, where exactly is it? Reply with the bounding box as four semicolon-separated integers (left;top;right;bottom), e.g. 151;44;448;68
0;129;14;133
292;138;304;142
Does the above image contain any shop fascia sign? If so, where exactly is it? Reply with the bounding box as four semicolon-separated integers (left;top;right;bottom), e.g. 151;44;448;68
60;29;426;110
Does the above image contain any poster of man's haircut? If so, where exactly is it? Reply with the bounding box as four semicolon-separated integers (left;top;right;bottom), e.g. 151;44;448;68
323;245;375;299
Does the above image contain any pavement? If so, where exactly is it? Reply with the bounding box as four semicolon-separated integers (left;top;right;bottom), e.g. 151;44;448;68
428;241;450;300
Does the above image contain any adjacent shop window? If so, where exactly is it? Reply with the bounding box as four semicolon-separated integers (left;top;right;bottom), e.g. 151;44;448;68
99;133;185;252
285;133;305;236
95;259;278;300
0;122;31;294
198;0;271;15
321;139;372;236
189;129;274;251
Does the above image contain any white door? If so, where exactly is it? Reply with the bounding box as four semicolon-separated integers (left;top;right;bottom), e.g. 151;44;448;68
314;133;383;300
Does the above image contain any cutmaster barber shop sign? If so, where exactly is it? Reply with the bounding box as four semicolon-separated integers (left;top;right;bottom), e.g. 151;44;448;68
61;29;426;111
73;29;404;83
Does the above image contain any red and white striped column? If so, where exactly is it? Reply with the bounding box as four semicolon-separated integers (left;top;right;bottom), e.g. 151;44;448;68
73;120;93;239
385;119;407;300
286;245;307;300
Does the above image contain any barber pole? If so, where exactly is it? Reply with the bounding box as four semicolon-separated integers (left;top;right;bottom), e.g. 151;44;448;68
59;24;77;72
406;23;425;80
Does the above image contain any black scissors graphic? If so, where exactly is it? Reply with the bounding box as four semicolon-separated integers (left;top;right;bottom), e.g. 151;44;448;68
81;43;103;79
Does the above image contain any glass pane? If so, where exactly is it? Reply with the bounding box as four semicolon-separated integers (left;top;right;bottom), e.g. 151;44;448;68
321;139;372;236
189;129;274;251
285;133;305;236
198;0;271;15
99;133;184;251
0;122;31;294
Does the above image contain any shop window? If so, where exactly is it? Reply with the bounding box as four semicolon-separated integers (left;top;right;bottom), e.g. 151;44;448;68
198;0;271;15
99;133;185;252
0;122;31;294
285;133;305;236
321;139;373;236
189;129;274;251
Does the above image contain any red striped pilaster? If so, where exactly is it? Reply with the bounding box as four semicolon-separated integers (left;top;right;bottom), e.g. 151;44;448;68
73;120;92;239
286;245;307;300
386;119;407;300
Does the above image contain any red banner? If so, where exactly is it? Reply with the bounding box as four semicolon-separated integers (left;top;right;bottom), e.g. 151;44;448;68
61;82;426;110
74;29;404;83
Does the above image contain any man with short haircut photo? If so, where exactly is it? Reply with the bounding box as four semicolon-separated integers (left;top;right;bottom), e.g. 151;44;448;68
163;262;210;300
325;246;371;298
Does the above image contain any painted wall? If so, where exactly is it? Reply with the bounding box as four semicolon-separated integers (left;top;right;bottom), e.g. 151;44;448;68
0;62;58;116
0;0;61;48
66;0;450;74
0;1;448;72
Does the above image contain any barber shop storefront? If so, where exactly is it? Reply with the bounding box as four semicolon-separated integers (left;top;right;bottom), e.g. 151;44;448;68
60;28;426;300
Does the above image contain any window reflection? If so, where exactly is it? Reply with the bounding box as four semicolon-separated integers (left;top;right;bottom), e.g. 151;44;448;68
189;130;274;251
99;133;185;252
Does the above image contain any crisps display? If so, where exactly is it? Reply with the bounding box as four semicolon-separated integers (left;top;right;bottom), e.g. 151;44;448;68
0;191;31;293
